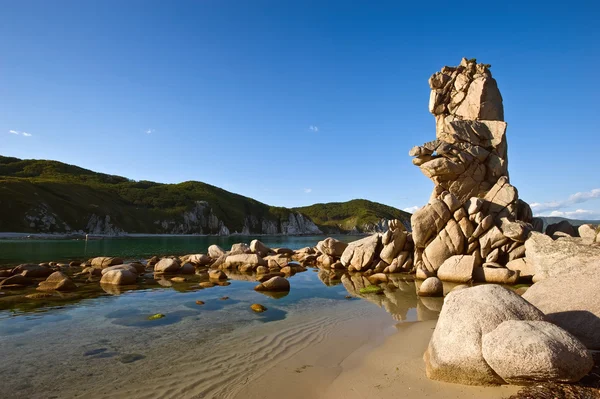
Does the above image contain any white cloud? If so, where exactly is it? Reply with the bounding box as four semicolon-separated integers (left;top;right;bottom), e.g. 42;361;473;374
145;129;155;134
304;188;312;193
8;130;32;137
403;206;420;213
531;188;600;214
309;125;319;132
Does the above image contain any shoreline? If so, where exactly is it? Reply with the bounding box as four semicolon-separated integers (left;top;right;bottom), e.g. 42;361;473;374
0;232;372;240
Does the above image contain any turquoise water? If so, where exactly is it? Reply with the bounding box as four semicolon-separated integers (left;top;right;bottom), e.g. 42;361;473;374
0;235;365;266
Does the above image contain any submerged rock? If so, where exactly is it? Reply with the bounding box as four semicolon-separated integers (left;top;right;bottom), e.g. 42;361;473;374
154;258;181;274
12;264;53;278
37;271;76;292
100;269;137;285
250;303;267;313
254;276;290;292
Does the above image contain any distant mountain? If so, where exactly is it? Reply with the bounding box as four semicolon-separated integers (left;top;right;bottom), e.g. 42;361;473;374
537;216;599;230
294;199;411;234
0;156;410;236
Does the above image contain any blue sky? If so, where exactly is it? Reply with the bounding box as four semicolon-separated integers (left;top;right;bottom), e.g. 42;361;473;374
1;1;599;219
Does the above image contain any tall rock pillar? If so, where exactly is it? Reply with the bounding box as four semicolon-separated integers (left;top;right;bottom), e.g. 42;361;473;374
410;58;533;282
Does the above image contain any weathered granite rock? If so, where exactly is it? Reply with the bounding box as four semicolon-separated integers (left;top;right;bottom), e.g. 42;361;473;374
250;240;271;257
482;320;593;384
523;269;600;349
230;243;251;254
436;255;476;283
188;254;212;266
208;245;226;259
418;277;443;297
474;265;519;284
316;237;348;258
100;269;137;285
101;264;139;275
524;232;600;281
340;234;381;271
37;271;76;292
505;258;534;279
254;276;290;292
90;257;123;269
424;285;545;385
224;254;267;269
578;224;599;244
409;59;534;278
154;258;181;274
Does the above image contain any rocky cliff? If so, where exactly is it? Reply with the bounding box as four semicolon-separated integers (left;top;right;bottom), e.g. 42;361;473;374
0;156;408;236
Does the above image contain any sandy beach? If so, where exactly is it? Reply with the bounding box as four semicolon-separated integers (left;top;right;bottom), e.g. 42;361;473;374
240;319;519;399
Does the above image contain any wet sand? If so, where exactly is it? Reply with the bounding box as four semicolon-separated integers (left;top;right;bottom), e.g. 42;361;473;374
240;319;518;399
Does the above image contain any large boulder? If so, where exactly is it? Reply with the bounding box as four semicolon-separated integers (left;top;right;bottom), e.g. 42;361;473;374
90;257;123;269
250;240;271;257
482;320;593;384
154;258;181;274
578;224;598;244
523;269;600;349
436;255;475;283
524;232;600;281
100;269;137;285
254;276;290;292
12;264;53;278
224;254;267;269
101;264;139;275
188;254;212;266
316;237;348;258
208;245;226;259
424;285;545;385
230;243;251;254
379;229;408;264
37;271;76;292
340;234;381;271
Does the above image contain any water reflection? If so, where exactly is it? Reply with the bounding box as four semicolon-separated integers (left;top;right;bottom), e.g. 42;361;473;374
0;264;442;324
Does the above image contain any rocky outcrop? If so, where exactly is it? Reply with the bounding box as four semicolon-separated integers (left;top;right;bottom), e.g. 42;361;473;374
411;59;533;282
524;232;600;281
523;268;600;349
424;285;545;385
481;320;593;384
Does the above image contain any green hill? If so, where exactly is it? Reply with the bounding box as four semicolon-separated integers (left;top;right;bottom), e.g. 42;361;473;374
294;199;411;233
0;156;410;235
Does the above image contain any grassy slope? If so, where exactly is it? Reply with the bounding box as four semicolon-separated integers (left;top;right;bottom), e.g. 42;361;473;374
294;199;411;233
0;156;290;233
0;156;410;234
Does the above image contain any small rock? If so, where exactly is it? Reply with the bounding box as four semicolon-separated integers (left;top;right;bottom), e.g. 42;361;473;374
250;303;267;313
254;276;290;292
199;282;215;288
171;277;187;283
195;300;205;305
418;277;443;297
148;313;165;320
220;296;229;300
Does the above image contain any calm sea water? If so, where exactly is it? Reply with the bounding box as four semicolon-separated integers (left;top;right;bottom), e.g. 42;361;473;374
0;235;365;266
0;235;440;398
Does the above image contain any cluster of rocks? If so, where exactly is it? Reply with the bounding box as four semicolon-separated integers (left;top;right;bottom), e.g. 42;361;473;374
412;59;600;389
425;285;594;386
310;220;415;277
410;58;536;286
